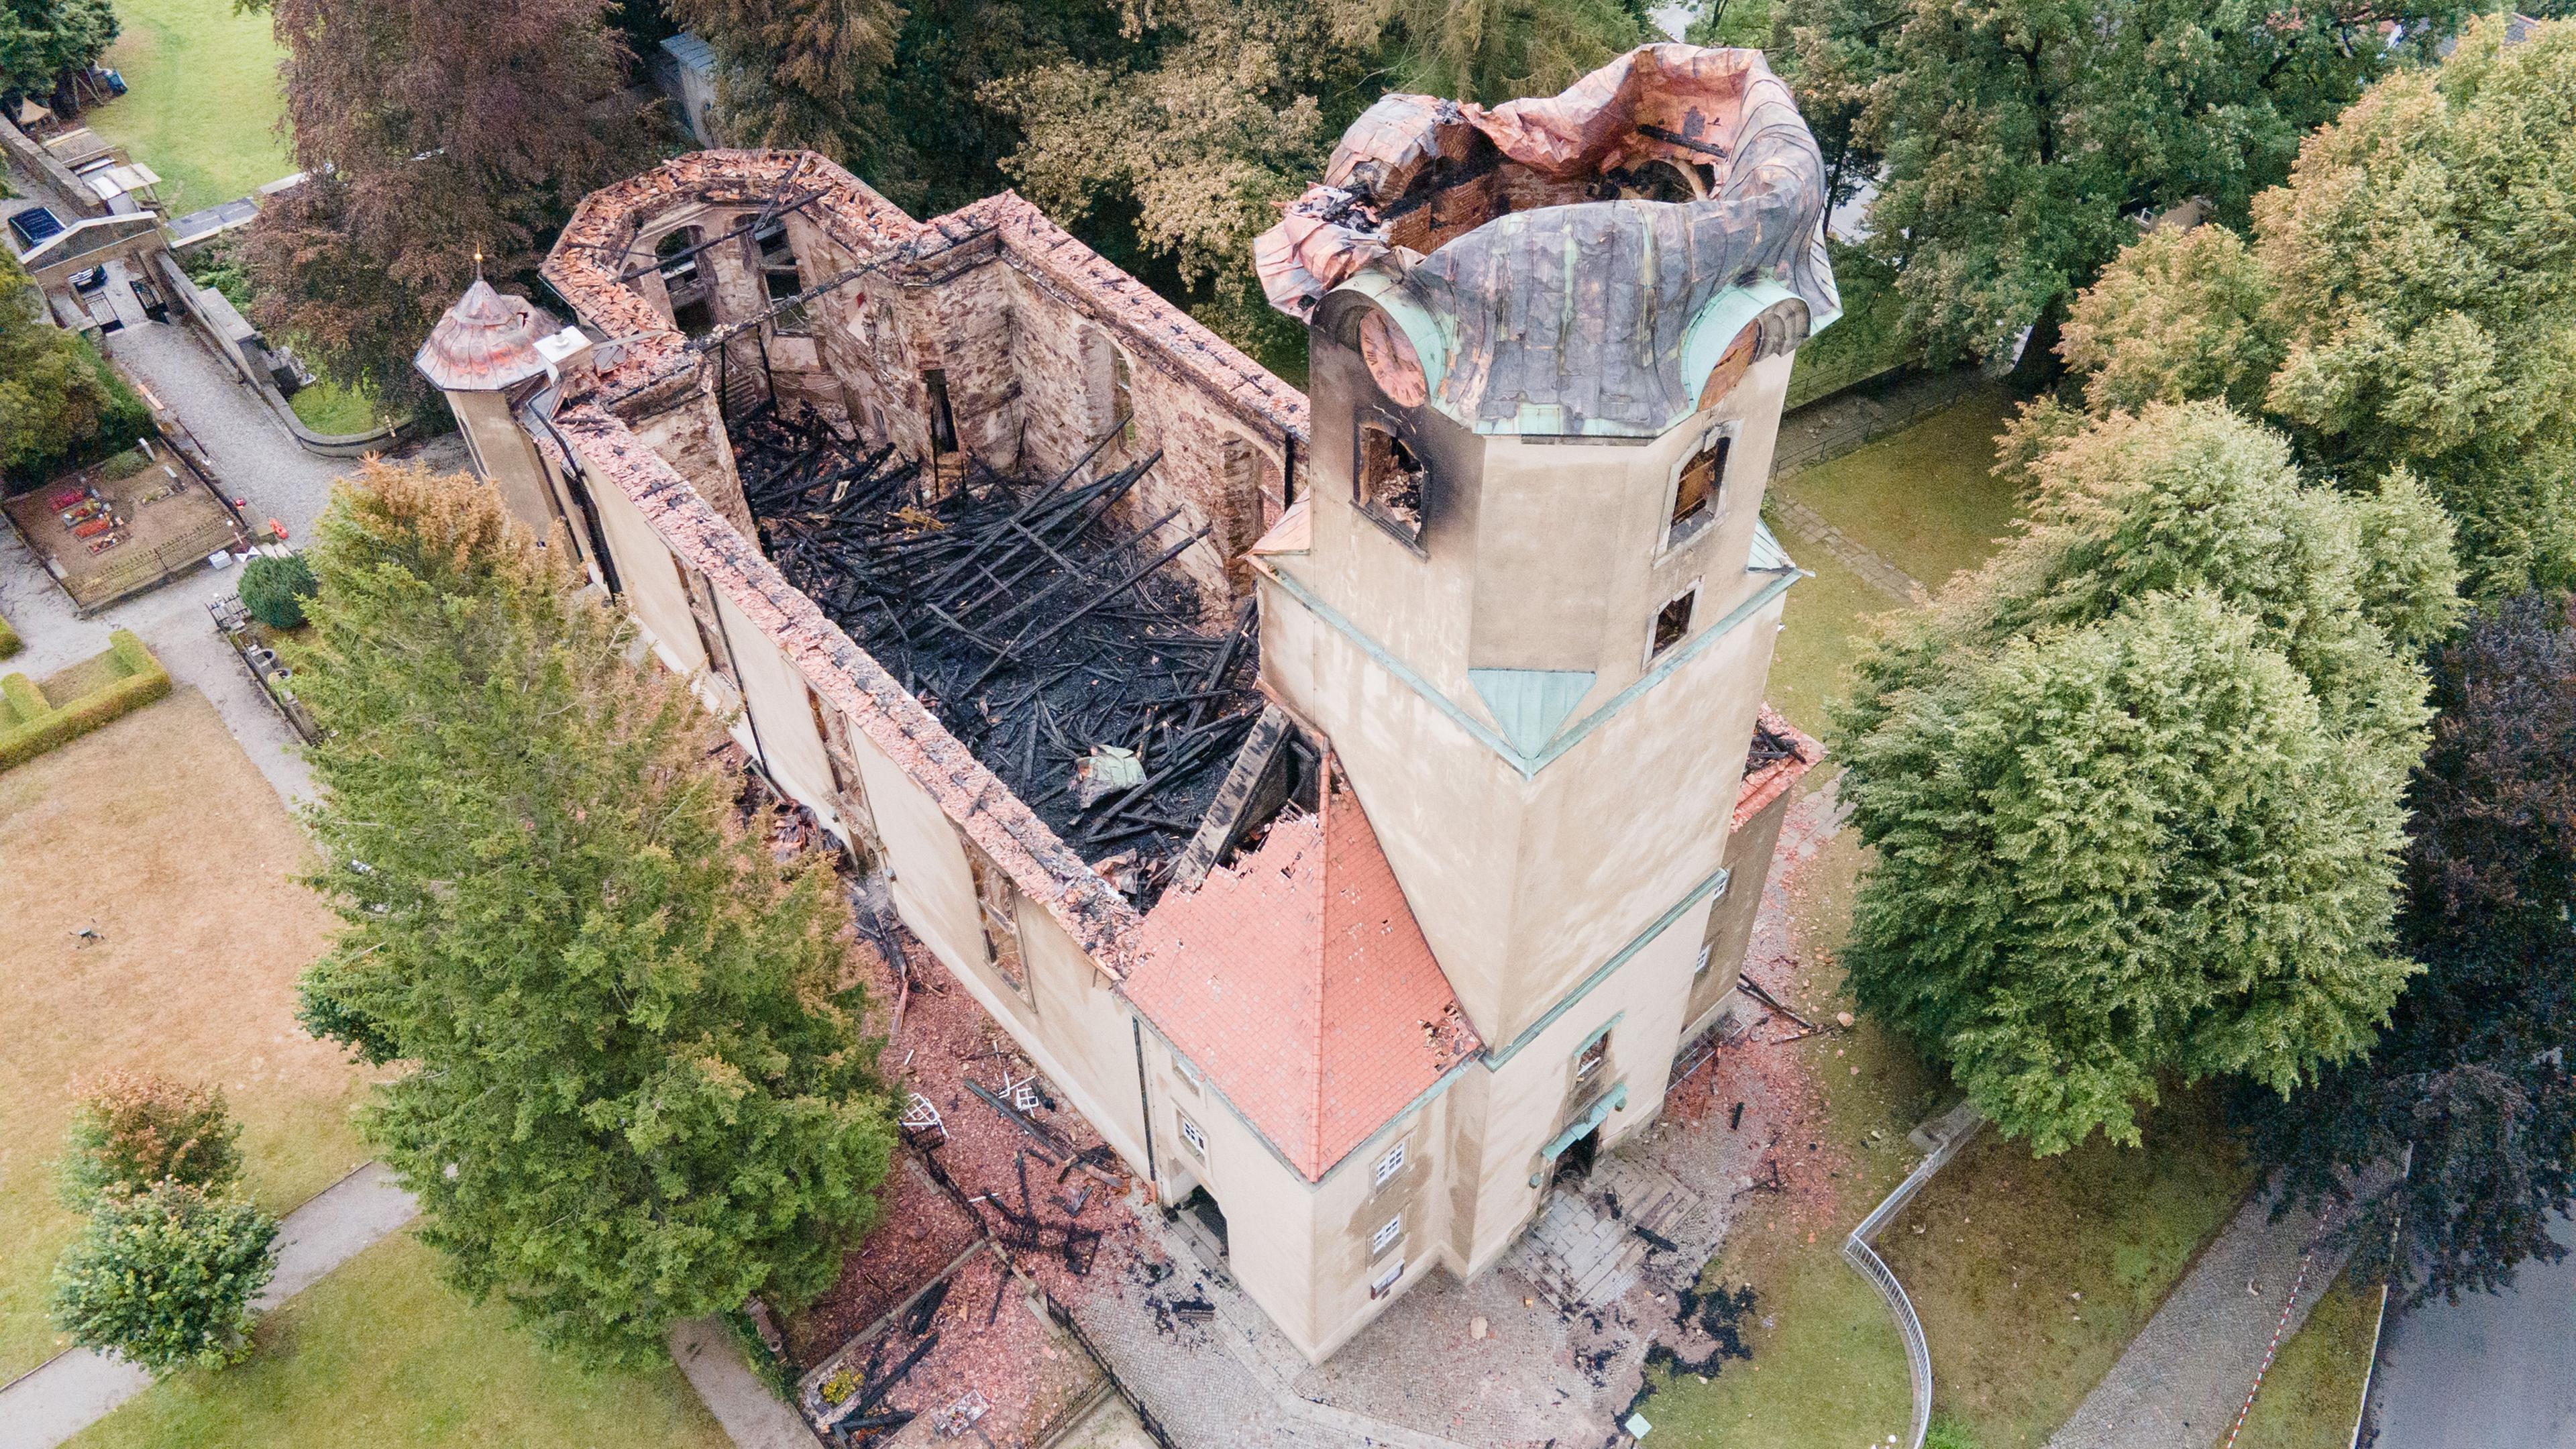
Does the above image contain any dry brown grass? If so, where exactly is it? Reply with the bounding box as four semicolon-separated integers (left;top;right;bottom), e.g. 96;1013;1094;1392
0;688;367;1378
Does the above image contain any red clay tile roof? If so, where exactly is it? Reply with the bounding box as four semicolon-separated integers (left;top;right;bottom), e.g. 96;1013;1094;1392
1731;706;1823;830
1124;758;1480;1181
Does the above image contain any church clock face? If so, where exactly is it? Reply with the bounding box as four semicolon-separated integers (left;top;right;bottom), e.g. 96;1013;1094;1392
1360;309;1428;408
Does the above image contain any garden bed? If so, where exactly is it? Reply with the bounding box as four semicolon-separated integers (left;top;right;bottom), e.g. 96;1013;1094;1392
3;441;248;613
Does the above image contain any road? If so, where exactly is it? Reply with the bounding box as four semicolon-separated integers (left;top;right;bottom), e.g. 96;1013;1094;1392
2366;1213;2576;1448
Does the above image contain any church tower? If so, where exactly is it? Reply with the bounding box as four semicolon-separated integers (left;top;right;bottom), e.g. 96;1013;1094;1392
1248;47;1837;1050
415;278;592;539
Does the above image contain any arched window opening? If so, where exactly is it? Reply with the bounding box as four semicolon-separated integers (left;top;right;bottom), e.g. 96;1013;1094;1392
655;226;713;335
1356;423;1426;545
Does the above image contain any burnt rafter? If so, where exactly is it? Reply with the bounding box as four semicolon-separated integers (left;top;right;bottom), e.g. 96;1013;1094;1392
738;406;1260;904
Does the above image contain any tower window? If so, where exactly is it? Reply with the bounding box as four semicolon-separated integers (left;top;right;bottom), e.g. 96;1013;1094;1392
655;226;713;335
1670;435;1728;544
1374;1138;1407;1187
1652;588;1697;659
751;219;808;332
1370;1256;1405;1299
1178;1112;1208;1159
1371;1214;1403;1256
1356;424;1426;543
1574;1028;1609;1083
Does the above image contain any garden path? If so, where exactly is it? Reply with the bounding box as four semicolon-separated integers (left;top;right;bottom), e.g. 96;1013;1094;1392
0;1164;417;1449
2046;1188;2348;1449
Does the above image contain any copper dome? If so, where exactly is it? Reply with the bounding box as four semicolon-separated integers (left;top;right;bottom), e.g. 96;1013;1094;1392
414;278;556;392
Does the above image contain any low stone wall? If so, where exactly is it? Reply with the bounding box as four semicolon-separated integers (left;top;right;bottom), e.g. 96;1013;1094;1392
0;118;106;219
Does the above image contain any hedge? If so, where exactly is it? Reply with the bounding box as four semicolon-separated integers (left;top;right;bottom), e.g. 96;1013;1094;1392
0;610;21;659
0;631;172;772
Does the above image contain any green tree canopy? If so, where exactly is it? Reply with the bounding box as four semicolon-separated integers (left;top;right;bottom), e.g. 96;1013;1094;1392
290;460;896;1365
1798;0;2468;366
2036;17;2576;598
0;0;117;98
1;253;152;484
1834;402;2449;1151
50;1181;277;1373
2235;592;2576;1304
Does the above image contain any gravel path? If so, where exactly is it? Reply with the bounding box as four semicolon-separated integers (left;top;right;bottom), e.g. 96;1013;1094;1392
0;1165;417;1449
2;315;360;804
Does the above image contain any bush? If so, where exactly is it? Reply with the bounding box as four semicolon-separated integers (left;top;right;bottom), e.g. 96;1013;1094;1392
238;553;318;631
0;631;172;773
58;1070;246;1212
50;1180;278;1373
0;610;19;659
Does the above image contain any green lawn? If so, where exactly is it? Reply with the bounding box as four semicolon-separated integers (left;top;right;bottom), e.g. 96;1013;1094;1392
83;0;292;212
1630;827;1942;1447
1762;526;1897;741
1876;1091;2257;1449
1770;384;2027;596
2231;1274;2383;1449
1761;384;2028;740
289;377;380;435
69;1232;734;1449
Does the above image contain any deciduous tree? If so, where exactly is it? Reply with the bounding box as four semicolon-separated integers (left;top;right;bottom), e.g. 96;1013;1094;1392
290;461;897;1366
1834;402;2451;1151
1837;0;2467;366
56;1072;245;1213
237;0;659;411
2235;592;2576;1303
2046;17;2576;598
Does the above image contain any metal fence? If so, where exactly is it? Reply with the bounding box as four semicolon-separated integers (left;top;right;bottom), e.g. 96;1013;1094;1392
1843;1110;1983;1449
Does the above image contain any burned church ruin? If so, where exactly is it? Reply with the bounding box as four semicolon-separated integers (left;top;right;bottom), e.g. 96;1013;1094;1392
415;43;1832;1362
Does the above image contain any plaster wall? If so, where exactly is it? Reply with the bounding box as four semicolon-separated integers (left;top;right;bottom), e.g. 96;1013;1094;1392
1267;331;1796;1046
712;585;849;840
446;389;568;536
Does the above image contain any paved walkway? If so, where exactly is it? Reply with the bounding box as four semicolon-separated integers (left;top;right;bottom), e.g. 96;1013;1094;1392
0;1165;417;1449
2367;1212;2576;1448
1766;494;1929;604
669;1318;824;1449
2048;1189;2347;1449
1;314;356;804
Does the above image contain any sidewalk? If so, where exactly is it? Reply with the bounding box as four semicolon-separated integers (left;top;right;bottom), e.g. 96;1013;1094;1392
2047;1189;2346;1449
0;1165;418;1449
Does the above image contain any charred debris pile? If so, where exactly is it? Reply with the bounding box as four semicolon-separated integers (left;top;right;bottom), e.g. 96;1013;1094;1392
738;407;1261;900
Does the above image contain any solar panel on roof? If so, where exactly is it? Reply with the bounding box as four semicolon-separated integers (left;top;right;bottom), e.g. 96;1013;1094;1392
7;206;66;248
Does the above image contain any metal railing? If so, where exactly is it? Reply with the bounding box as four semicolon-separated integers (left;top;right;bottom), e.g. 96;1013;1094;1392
1843;1109;1982;1449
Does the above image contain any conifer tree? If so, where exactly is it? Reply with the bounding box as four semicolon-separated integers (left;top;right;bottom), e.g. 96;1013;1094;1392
291;461;896;1365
